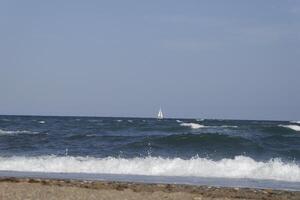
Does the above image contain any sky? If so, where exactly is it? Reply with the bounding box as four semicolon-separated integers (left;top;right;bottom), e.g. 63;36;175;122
0;0;299;120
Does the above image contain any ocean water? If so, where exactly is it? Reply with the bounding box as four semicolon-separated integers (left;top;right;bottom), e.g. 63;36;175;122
1;115;300;189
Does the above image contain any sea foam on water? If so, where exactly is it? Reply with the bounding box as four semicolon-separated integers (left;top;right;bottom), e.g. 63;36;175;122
180;123;205;129
279;125;300;131
0;155;299;182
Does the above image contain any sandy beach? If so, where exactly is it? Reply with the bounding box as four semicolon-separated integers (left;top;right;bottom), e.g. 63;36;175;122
0;177;299;200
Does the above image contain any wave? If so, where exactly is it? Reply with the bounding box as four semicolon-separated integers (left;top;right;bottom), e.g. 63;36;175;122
88;119;102;122
279;125;300;131
180;123;237;129
86;134;97;137
290;121;300;124
38;121;45;124
0;129;39;136
220;125;238;128
180;123;205;129
0;155;299;182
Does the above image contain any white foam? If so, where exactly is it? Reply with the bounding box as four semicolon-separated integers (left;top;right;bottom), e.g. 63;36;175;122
279;125;300;131
180;123;205;129
0;155;299;182
0;129;38;136
176;120;182;123
196;119;204;122
116;120;123;122
290;121;300;124
220;125;238;128
38;121;45;124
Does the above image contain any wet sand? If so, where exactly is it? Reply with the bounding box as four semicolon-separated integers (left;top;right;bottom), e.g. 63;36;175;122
0;177;299;200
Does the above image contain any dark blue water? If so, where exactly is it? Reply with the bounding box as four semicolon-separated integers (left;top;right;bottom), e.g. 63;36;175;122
0;115;300;184
0;115;299;161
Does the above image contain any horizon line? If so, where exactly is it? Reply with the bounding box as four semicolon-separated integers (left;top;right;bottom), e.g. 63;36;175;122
0;113;292;122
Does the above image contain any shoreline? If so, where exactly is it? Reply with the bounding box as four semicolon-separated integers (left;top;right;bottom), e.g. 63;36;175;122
1;170;300;191
1;177;300;200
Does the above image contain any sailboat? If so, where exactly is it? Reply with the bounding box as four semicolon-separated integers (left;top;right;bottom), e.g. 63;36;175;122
157;107;164;120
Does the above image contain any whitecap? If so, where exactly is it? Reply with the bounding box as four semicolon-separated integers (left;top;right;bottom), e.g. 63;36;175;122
0;155;299;182
220;125;238;128
38;121;45;124
290;121;300;124
0;129;39;136
279;125;300;131
180;123;205;129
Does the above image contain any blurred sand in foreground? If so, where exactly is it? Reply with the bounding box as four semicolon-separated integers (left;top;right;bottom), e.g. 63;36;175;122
0;178;299;200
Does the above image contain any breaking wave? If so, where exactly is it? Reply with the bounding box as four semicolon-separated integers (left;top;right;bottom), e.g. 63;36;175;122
0;155;299;182
179;123;237;129
290;121;300;124
279;125;300;131
180;123;205;129
220;125;238;128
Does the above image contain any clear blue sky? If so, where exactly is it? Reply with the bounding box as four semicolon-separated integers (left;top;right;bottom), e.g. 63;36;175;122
0;0;299;120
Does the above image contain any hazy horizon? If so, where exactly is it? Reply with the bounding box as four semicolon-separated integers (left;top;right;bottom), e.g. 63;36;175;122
0;113;297;122
1;1;299;121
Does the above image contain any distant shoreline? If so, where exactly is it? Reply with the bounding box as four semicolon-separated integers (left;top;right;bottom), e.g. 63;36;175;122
0;177;299;200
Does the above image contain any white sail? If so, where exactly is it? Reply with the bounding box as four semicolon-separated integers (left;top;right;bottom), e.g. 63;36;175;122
157;108;164;119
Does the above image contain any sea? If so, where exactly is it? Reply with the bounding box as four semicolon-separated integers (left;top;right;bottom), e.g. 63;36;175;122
1;115;300;190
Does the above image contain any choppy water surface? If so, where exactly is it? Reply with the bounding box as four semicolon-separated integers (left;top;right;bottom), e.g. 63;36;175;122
1;115;300;184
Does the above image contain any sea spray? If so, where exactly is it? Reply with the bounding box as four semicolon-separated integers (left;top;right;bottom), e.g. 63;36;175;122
279;125;300;131
180;123;205;129
0;155;300;182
